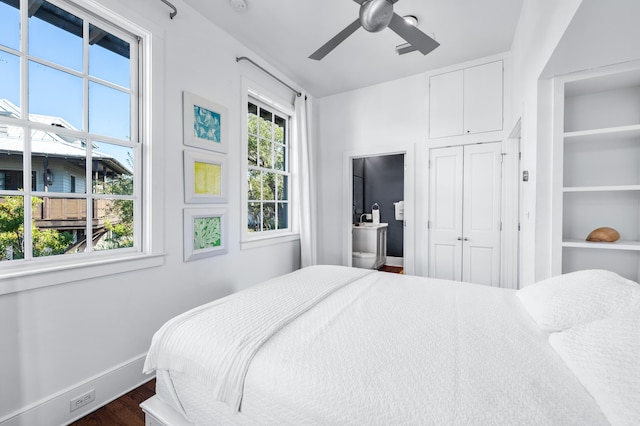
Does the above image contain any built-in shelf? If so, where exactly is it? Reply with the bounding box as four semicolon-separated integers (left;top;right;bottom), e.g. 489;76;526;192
563;185;640;192
564;124;640;142
562;238;640;251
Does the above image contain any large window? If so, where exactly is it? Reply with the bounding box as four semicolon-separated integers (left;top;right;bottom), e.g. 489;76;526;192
0;0;140;265
246;97;291;236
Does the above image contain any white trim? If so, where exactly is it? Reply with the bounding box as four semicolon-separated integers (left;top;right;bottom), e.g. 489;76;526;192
343;144;416;276
0;353;153;426
0;252;164;295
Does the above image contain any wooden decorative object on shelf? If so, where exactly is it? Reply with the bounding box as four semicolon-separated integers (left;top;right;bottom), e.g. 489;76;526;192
586;227;620;242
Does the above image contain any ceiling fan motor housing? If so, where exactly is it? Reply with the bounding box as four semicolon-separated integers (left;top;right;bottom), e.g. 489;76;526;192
360;0;393;32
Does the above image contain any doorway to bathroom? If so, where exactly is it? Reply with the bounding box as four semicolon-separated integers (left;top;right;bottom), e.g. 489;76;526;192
344;146;415;275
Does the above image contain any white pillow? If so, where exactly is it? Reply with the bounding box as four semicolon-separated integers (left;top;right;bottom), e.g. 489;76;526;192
517;269;640;331
549;309;640;425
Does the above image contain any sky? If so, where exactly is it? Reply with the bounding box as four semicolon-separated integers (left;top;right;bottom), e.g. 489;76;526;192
0;0;133;168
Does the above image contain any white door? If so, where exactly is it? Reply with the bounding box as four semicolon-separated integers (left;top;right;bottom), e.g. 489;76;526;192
429;142;502;286
428;146;463;281
429;70;463;139
463;61;503;134
461;143;502;286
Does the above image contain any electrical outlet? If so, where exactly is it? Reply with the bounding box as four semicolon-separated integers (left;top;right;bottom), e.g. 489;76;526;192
70;389;95;412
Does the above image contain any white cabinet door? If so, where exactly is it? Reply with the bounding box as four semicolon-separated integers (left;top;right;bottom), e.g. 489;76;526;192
428;61;503;139
429;70;463;139
461;143;502;286
463;61;503;134
429;142;502;286
428;146;464;280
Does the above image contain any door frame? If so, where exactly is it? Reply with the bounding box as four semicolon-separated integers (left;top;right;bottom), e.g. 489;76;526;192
343;144;416;275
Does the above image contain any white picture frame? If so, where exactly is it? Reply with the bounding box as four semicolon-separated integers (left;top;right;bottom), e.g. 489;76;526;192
183;150;227;204
183;207;228;261
183;91;228;154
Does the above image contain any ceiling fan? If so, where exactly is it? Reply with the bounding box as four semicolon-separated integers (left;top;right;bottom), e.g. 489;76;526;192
309;0;440;60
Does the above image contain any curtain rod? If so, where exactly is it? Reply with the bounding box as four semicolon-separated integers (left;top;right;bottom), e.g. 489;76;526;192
159;0;177;19
236;56;302;97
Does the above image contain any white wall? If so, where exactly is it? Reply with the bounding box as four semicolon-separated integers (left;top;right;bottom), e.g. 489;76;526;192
507;0;583;286
316;74;428;270
0;0;302;424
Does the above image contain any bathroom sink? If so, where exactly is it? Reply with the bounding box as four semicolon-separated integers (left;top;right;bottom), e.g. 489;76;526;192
354;223;388;228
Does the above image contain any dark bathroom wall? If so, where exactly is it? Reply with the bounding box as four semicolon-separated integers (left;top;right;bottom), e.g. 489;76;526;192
363;154;404;258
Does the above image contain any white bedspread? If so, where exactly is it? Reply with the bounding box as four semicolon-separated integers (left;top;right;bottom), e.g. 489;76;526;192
144;265;374;412
146;266;609;425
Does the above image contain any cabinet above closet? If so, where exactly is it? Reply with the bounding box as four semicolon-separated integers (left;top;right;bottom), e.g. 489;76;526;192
428;60;503;139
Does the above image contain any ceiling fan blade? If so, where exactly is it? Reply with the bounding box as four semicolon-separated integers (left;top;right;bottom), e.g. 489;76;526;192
309;18;362;60
387;13;439;55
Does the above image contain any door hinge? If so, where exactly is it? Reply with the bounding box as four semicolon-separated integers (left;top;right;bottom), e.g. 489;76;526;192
500;221;502;231
519;151;522;160
427;220;431;229
518;223;521;231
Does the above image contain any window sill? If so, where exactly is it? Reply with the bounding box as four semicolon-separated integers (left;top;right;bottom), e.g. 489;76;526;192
240;232;300;250
0;252;165;296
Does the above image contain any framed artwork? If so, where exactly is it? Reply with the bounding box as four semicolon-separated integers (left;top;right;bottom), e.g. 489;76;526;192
183;91;228;153
183;207;227;261
184;150;227;203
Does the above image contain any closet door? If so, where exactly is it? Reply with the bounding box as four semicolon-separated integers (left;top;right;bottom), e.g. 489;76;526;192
428;146;463;281
428;143;502;286
462;143;502;286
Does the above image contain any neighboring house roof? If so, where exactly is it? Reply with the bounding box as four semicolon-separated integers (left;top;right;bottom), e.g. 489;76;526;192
0;99;132;176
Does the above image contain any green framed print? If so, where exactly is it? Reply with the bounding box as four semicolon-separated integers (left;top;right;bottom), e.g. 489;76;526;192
183;207;227;261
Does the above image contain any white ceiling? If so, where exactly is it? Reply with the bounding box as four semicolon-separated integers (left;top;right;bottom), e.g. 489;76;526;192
182;0;525;98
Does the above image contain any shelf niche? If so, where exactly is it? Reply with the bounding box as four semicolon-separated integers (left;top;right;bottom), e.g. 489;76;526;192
560;66;640;282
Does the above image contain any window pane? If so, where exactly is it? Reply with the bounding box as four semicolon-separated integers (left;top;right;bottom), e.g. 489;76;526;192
248;169;260;201
31;129;86;193
0;0;20;51
263;172;275;201
259;139;273;168
248;135;257;166
274;115;286;144
93;198;134;251
89;81;131;140
274;144;285;171
92;141;134;195
0;195;24;261
0;51;21;113
29;1;83;72
0;125;24;191
89;24;130;88
263;202;275;231
277;202;288;230
247;202;260;233
277;175;288;201
32;196;79;258
259;108;273;140
29;61;83;130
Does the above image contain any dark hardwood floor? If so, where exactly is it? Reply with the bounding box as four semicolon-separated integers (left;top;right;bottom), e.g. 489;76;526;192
70;379;155;426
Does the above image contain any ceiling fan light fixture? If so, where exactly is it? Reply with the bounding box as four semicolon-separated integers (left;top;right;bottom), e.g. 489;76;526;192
403;15;418;27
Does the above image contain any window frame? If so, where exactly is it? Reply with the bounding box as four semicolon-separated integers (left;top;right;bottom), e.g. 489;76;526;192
240;78;299;249
0;0;164;295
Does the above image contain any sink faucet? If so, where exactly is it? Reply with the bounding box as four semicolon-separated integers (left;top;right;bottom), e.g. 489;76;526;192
360;213;367;224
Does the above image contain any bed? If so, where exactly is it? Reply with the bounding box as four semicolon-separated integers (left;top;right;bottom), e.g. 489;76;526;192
141;265;640;425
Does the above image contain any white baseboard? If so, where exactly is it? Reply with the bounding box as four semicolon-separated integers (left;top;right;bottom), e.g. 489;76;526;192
385;256;404;267
0;353;153;426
